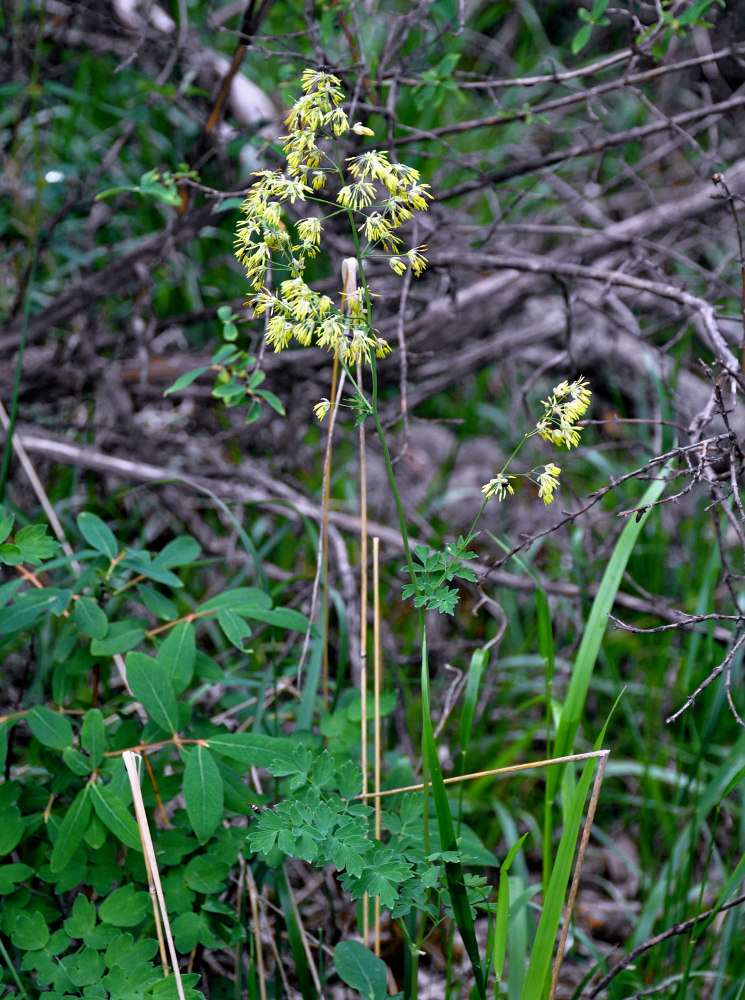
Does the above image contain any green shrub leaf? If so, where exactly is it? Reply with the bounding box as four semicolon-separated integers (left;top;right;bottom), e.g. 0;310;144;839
206;732;298;773
12;910;50;952
105;933;158;976
73;596;108;639
90;619;147;655
153;535;201;568
63;746;93;776
63;894;97;939
0;588;72;631
80;708;106;767
28;705;74;750
90;782;142;850
77;512;118;558
198;587;271;613
126;652;180;734
184;745;224;844
164;367;208;395
99;884;150;926
0;863;34;894
334;940;389;1000
14;523;60;564
50;785;92;873
157;620;196;694
217;608;252;650
0;805;24;857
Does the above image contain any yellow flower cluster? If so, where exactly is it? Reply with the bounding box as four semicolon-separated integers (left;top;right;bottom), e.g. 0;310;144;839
535;377;592;449
535;463;562;505
234;70;433;366
481;376;591;506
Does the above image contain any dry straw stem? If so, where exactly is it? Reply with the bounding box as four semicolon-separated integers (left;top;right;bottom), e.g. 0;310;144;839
372;536;383;957
362;749;609;799
358;355;370;947
122;750;186;1000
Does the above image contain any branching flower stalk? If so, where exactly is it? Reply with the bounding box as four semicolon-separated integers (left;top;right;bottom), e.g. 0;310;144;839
234;69;592;616
230;70;598;998
234;69;432;593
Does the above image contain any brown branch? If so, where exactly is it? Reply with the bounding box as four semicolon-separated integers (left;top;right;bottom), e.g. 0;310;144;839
585;889;745;997
427;249;742;376
436;94;745;201
11;429;736;644
391;45;745;145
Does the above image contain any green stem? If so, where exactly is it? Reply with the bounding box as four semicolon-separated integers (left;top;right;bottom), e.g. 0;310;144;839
0;935;28;998
428;428;535;595
369;353;419;591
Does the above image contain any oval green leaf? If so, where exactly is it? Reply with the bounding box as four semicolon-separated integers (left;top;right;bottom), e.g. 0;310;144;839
90;619;147;655
50;785;92;873
80;708;106;768
77;512;118;558
184;745;224;845
73;596;108;639
156;621;196;694
126;652;180;733
90;782;142;850
334;940;388;1000
28;705;74;750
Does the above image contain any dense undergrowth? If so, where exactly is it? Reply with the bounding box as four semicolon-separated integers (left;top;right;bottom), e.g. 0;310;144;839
4;1;745;999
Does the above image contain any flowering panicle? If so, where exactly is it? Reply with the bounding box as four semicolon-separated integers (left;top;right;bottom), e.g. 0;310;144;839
234;70;433;366
481;376;591;506
535;377;592;449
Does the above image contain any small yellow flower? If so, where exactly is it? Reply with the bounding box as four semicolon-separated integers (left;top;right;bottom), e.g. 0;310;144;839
482;475;515;502
389;257;407;275
536;463;561;505
296;217;323;246
337;181;376;210
347;150;392;183
313;398;331;421
352;122;375;136
406;246;428;276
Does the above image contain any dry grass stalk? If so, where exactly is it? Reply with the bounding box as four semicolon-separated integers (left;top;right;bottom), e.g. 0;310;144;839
122;750;186;1000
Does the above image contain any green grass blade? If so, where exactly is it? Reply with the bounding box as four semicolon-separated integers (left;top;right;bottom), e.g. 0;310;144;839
519;755;598;1000
421;629;486;998
275;863;317;1000
494;834;528;983
459;648;488;757
296;634;323;731
549;468;669;799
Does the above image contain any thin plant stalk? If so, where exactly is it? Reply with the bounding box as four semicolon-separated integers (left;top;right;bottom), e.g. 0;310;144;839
245;861;268;1000
122;751;186;1000
320;354;340;709
373;535;382;957
362;749;609;800
276;862;322;999
0;935;28;999
359;356;370;947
